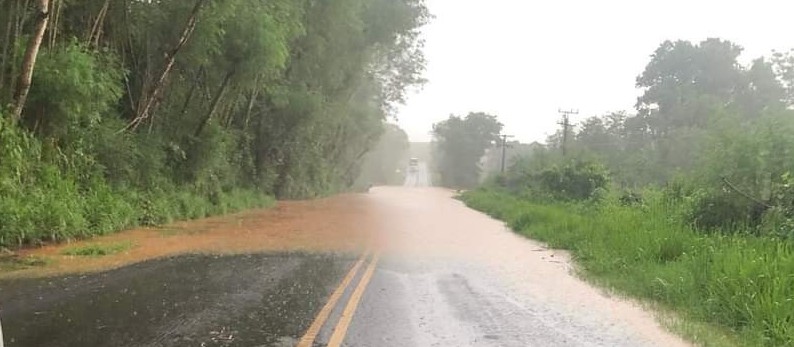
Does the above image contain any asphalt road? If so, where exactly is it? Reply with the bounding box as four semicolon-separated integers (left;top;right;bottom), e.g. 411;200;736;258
329;187;687;347
0;164;687;347
0;253;353;347
403;163;432;187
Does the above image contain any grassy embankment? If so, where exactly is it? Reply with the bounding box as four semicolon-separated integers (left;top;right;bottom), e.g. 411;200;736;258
0;184;275;249
461;189;793;347
0;189;275;272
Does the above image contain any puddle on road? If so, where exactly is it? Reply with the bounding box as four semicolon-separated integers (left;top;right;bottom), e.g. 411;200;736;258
2;194;374;279
0;252;352;347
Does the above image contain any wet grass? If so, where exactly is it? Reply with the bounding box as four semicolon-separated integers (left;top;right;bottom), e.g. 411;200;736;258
461;189;794;347
61;241;134;256
0;253;51;271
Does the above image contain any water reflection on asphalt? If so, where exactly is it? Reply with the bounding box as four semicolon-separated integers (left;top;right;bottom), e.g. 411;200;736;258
0;253;352;347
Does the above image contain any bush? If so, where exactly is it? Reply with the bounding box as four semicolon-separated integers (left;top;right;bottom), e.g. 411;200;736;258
689;192;762;231
496;158;610;201
0;115;273;246
23;41;123;142
618;190;644;206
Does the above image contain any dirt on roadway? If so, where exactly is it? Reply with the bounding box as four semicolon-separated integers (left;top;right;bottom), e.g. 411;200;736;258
2;194;373;279
0;186;691;346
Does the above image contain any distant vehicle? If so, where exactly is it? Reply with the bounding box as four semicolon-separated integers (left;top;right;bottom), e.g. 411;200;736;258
408;158;419;172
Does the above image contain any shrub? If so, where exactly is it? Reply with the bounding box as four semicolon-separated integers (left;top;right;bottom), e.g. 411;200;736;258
23;41;123;142
497;158;610;202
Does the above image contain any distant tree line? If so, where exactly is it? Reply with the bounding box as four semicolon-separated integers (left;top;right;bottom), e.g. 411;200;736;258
507;38;794;234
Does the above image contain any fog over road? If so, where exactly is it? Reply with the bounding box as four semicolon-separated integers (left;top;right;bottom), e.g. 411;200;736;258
403;162;432;187
0;172;687;346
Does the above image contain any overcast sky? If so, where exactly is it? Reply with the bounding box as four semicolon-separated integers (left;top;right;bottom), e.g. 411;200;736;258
395;0;794;143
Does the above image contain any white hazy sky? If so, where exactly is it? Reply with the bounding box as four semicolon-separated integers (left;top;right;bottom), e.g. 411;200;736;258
395;0;794;143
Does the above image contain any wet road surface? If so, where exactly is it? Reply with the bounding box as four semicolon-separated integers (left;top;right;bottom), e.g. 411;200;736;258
403;163;432;187
0;253;352;346
0;184;688;346
322;187;688;347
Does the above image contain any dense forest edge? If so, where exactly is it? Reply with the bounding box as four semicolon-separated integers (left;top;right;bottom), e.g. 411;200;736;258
0;0;428;248
436;39;794;346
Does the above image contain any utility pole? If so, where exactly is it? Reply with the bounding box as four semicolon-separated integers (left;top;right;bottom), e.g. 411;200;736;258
558;109;578;157
499;134;514;173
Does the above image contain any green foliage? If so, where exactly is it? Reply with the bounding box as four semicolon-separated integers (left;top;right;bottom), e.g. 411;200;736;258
534;160;610;201
22;41;124;141
535;39;793;189
432;112;503;188
493;154;609;202
0;254;50;271
61;242;134;257
688;111;794;231
0;0;427;247
462;189;794;346
467;38;794;345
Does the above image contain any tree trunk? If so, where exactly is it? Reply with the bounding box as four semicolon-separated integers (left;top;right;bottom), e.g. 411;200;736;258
6;0;31;100
179;67;204;117
10;0;50;121
125;0;206;131
0;1;16;96
88;0;109;48
194;70;234;137
47;0;61;49
243;88;260;130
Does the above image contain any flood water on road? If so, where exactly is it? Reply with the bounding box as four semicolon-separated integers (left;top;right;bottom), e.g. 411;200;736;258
337;187;690;347
0;185;690;347
3;194;372;279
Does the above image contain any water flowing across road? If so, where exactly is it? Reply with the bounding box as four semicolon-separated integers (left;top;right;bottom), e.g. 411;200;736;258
0;176;688;346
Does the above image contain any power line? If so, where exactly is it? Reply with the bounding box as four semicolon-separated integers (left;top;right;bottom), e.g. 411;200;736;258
558;109;578;157
499;134;514;173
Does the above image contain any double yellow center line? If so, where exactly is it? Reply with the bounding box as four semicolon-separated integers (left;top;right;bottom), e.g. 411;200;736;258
297;250;381;347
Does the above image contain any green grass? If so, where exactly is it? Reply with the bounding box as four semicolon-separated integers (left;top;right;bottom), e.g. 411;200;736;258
61;242;134;256
0;181;276;248
461;189;794;347
0;254;51;270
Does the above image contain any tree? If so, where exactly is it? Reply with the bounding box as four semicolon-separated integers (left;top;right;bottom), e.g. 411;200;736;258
770;49;794;106
0;0;431;246
636;39;745;134
10;0;50;121
432;112;502;188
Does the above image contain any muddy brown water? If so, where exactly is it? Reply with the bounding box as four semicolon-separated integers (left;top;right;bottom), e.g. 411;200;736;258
3;194;373;279
0;186;691;346
0;194;374;346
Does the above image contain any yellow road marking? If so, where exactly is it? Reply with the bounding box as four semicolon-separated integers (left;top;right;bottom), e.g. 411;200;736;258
327;252;381;347
296;251;369;347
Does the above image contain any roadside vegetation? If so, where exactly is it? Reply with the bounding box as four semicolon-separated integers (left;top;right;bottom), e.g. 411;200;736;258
431;112;503;188
443;39;794;346
0;0;428;248
0;253;49;271
61;242;134;257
